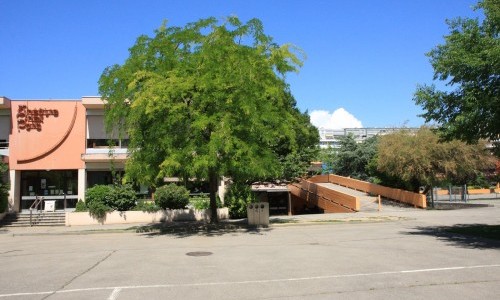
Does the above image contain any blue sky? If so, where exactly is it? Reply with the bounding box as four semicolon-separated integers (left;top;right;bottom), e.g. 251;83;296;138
0;0;481;128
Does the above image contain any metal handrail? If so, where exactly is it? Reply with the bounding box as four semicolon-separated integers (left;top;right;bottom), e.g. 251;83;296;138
29;196;44;226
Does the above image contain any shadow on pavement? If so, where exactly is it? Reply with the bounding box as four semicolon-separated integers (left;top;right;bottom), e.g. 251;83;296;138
132;220;272;238
405;224;500;249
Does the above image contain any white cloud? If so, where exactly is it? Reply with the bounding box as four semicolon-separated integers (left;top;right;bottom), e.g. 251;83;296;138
310;108;363;129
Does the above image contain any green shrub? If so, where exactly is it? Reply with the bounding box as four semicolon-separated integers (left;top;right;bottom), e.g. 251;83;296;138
133;200;160;212
0;193;7;213
87;199;112;220
0;183;7;213
189;195;222;210
75;200;88;212
86;185;112;205
85;184;137;219
0;162;9;213
224;182;257;219
108;184;137;211
85;185;112;220
154;184;190;210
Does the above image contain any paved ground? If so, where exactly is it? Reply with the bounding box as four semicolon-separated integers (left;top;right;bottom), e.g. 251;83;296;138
1;199;499;299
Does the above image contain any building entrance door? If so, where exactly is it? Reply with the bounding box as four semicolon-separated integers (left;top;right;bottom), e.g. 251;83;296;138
20;170;78;211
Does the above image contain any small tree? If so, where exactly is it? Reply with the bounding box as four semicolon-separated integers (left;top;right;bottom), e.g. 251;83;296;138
376;127;495;192
154;184;190;210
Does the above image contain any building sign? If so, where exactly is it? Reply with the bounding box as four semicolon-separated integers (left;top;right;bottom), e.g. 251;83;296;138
17;105;59;132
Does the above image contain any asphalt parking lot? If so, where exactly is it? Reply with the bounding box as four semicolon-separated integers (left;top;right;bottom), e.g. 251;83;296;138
1;200;499;300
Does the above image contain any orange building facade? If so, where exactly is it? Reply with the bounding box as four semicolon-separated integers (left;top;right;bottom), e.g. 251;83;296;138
0;96;128;212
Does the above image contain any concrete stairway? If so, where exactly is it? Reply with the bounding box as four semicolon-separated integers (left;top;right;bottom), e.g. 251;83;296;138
0;211;66;227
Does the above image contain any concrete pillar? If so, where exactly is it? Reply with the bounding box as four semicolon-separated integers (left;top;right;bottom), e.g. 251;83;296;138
217;177;228;205
8;169;20;212
78;168;86;202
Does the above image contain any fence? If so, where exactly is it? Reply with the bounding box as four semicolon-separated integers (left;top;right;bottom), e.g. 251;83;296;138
432;185;500;203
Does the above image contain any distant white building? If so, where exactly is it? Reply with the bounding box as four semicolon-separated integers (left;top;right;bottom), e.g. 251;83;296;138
318;127;418;149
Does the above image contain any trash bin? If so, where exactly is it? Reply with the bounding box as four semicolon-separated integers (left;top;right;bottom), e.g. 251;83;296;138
247;203;256;226
258;202;269;226
247;202;269;227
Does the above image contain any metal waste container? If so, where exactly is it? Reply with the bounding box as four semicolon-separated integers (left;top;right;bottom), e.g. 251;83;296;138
247;202;269;227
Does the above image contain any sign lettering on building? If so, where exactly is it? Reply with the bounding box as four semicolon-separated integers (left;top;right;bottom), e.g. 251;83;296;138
17;105;59;132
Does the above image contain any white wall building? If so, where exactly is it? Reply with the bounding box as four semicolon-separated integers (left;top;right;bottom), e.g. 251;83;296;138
318;127;418;149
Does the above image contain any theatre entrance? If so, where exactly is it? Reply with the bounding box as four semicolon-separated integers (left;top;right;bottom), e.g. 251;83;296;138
20;170;78;211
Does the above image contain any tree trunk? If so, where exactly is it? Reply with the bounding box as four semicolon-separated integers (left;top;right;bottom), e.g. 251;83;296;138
208;170;219;224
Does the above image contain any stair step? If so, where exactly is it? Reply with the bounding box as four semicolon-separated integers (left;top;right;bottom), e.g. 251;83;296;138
1;212;66;227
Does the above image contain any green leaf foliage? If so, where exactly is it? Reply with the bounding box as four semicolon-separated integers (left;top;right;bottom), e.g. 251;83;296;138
414;0;500;143
224;182;257;219
98;17;318;221
85;184;138;219
85;185;113;220
330;134;379;180
189;195;222;210
154;184;190;210
75;200;88;212
107;184;137;211
0;161;8;213
133;200;161;213
376;127;495;192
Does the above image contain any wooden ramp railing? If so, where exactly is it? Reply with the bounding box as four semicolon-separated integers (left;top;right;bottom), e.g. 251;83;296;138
289;180;359;213
310;174;426;209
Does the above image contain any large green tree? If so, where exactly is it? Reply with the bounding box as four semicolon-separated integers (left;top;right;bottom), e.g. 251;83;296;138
376;127;495;193
414;0;500;144
98;17;318;222
328;134;378;180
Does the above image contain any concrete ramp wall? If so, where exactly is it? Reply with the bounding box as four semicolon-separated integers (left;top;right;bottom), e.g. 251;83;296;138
289;180;359;213
323;175;427;209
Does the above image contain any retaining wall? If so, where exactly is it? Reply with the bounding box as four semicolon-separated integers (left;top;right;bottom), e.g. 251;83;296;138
66;208;229;226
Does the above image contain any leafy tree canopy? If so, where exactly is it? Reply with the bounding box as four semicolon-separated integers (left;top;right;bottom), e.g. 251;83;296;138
414;0;500;144
376;127;495;192
98;17;318;221
329;134;378;180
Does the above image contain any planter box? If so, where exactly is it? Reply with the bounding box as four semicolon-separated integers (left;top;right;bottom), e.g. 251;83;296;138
66;208;229;226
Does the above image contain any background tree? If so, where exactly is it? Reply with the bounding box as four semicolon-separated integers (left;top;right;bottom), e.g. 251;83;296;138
317;147;336;174
99;17;318;222
376;127;495;193
331;134;378;180
414;0;500;145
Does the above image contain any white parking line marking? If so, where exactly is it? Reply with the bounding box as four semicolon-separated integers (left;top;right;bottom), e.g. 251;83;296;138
1;264;499;298
108;288;122;300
